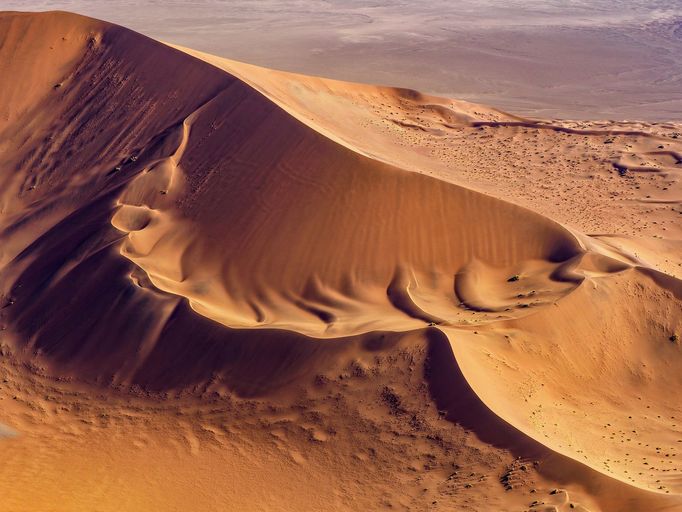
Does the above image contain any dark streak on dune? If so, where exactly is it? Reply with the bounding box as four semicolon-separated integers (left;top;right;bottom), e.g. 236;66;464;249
470;120;675;141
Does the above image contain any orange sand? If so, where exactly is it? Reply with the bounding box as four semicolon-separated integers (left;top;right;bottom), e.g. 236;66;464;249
1;10;681;512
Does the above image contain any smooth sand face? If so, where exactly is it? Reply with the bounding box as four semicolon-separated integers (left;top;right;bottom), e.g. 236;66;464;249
4;0;682;121
1;10;682;512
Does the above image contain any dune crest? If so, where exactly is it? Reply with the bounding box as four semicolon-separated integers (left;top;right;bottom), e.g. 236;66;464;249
1;10;682;512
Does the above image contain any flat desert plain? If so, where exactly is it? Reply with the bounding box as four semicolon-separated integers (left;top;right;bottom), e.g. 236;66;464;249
5;0;682;121
0;8;682;512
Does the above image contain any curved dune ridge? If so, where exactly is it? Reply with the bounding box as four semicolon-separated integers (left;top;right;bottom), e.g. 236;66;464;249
1;10;682;512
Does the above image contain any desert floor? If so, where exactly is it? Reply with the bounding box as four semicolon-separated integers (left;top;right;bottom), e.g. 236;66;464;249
4;0;682;121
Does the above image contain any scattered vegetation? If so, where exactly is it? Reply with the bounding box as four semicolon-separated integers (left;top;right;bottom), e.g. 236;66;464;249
507;274;520;282
380;386;406;415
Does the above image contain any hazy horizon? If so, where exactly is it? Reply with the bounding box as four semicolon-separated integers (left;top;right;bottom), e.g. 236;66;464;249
3;1;682;120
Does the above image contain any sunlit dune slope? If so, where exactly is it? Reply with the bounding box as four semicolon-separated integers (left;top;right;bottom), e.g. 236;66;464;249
0;10;582;349
1;10;682;512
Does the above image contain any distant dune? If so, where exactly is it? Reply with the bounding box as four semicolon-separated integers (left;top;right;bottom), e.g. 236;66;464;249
1;11;682;512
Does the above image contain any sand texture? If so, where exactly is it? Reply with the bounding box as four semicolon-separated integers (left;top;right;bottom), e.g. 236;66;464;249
1;10;682;512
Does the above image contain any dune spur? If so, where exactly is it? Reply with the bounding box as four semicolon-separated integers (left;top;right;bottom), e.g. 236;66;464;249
0;10;682;512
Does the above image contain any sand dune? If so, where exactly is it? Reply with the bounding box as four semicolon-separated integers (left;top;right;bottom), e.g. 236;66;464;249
1;10;682;512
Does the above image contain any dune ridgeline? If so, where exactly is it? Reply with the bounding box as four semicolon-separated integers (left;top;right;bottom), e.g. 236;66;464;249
1;11;682;512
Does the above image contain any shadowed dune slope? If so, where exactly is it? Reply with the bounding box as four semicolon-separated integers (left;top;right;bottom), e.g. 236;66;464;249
0;10;582;347
1;10;682;512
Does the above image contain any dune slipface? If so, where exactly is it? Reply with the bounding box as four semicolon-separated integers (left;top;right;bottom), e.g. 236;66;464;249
0;11;681;512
